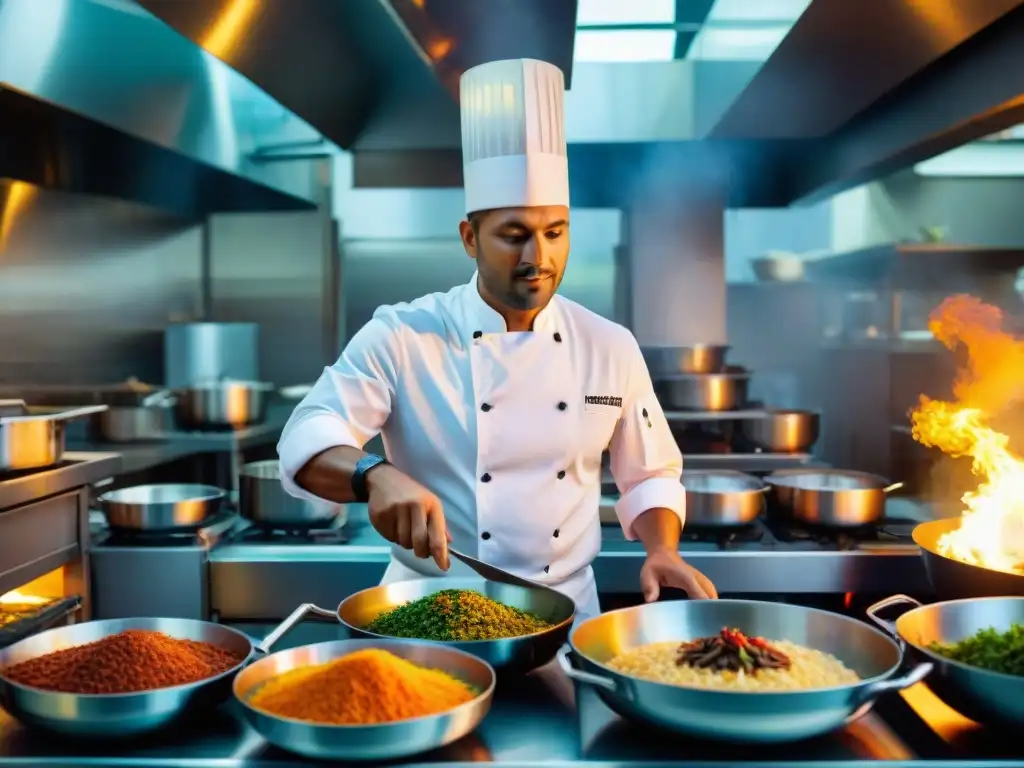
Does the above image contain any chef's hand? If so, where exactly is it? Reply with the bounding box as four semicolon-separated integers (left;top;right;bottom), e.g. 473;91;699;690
640;547;718;601
366;466;451;571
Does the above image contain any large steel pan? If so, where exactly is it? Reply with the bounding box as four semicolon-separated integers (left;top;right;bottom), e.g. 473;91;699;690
234;638;495;761
332;577;574;672
867;594;1024;726
913;517;1024;599
0;617;254;737
559;599;931;743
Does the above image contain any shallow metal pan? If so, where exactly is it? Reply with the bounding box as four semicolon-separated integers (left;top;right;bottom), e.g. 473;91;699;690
98;483;226;531
738;410;820;453
234;637;495;761
913;517;1024;599
867;594;1024;726
559;599;931;743
655;371;750;412
642;345;729;376
684;470;766;527
294;577;575;672
764;469;902;527
174;380;273;430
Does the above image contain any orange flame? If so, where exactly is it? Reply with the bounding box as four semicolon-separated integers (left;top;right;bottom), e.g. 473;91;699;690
911;295;1024;573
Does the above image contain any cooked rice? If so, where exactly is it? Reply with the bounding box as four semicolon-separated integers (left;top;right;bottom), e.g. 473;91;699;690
607;640;860;692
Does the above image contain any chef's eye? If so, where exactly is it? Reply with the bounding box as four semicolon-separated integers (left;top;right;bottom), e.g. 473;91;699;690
502;233;528;245
545;229;563;240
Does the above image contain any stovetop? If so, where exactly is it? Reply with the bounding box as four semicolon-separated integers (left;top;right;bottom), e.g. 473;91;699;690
92;513;350;549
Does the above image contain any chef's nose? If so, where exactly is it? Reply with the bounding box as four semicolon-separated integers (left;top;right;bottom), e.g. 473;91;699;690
520;234;552;269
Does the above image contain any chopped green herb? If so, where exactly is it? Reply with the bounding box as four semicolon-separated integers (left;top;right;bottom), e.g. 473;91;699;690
365;589;552;641
928;623;1024;677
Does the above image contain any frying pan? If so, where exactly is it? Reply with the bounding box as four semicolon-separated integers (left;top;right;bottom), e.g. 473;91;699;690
913;517;1024;599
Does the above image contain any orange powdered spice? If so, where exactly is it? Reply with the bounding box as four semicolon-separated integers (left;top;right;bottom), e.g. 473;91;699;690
249;648;475;724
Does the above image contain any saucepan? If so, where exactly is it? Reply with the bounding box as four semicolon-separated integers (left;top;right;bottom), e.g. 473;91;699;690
283;577;575;672
642;345;729;376
738;410;821;453
912;517;1024;599
683;470;766;527
764;469;903;527
655;369;751;412
239;460;343;528
559;599;931;743
0;402;109;471
174;379;274;430
867;594;1024;726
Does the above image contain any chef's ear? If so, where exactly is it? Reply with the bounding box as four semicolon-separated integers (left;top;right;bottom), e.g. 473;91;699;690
458;219;479;260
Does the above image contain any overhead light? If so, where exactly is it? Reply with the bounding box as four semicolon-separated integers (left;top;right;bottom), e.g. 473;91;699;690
576;0;675;26
687;25;789;60
574;30;677;62
914;143;1024;177
705;0;812;23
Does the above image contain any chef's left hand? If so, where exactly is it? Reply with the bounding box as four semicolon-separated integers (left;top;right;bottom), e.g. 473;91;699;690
640;548;718;601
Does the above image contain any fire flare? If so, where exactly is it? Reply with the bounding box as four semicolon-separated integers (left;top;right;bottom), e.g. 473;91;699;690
910;295;1024;574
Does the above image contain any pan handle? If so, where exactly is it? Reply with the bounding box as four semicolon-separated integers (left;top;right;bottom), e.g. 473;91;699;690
255;602;338;654
865;594;923;638
853;661;933;708
556;645;628;697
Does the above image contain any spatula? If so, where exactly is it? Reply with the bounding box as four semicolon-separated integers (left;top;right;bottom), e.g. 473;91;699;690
448;547;546;590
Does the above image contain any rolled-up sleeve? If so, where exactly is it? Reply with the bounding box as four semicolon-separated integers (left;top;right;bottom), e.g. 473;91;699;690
609;339;686;540
277;311;401;501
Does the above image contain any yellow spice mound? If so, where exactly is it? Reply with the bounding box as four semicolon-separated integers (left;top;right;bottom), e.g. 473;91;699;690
248;648;475;725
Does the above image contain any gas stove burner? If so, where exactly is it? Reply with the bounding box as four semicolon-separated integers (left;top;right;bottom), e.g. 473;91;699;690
764;516;919;549
682;523;764;549
230;524;349;545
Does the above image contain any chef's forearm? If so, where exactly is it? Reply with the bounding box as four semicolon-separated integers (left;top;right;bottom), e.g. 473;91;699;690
632;507;682;554
293;446;370;503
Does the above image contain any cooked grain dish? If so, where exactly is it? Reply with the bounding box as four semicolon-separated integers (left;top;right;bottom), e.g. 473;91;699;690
607;639;860;691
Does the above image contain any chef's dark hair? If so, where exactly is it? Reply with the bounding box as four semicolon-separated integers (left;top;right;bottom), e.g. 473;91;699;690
466;209;494;234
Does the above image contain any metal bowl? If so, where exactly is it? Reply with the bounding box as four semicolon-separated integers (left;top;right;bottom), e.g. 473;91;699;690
560;599;931;743
0;617;255;738
642;345;729;376
234;638;495;761
655;372;750;412
868;594;1024;725
684;470;765;527
338;577;575;672
738;410;820;453
98;483;226;531
239;460;342;528
174;380;273;430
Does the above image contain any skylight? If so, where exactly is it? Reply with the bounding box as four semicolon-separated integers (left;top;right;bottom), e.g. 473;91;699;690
576;0;675;25
688;25;790;60
574;29;677;62
705;0;813;23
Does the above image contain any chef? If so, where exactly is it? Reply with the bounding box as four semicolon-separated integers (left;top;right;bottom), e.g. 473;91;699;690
278;59;717;620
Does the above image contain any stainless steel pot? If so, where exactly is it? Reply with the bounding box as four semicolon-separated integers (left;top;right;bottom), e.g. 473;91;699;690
234;637;495;761
239;460;343;528
655;371;750;412
684;470;765;527
739;410;820;453
89;391;176;443
867;594;1024;726
0;402;109;471
336;577;575;672
642;345;729;376
913;517;1024;599
764;469;903;527
560;599;931;743
98;483;226;531
174;379;273;429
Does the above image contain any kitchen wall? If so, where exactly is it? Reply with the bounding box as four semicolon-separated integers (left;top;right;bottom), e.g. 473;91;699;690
0;180;202;385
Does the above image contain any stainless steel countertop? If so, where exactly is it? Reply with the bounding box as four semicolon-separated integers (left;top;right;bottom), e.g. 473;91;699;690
0;452;121;511
0;661;992;767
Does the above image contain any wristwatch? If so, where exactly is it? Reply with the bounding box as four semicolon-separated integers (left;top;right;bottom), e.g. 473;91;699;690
351;454;390;503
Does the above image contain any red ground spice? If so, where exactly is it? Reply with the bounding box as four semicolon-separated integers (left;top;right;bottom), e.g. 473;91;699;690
2;629;244;694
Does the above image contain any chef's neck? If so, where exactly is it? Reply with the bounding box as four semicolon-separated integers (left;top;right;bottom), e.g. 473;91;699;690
477;282;545;332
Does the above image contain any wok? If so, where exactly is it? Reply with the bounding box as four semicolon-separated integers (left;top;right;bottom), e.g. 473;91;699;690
334;577;575;672
234;638;495;761
867;594;1024;726
559;599;931;743
913;517;1024;599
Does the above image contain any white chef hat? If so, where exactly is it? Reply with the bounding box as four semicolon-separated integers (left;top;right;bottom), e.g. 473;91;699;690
459;58;569;215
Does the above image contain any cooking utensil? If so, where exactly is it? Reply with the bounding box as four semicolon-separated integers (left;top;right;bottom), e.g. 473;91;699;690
174;379;273;430
89;391;176;443
0;615;275;738
764;470;903;527
867;594;1024;725
683;470;765;527
641;345;728;376
98;483;226;531
655;371;750;412
0;403;109;471
334;577;575;672
447;548;547;589
560;599;931;743
234;638;495;761
738;410;821;453
913;517;1024;598
239;460;342;528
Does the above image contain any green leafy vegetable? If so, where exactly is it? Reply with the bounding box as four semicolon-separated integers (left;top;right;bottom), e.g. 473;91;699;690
928;623;1024;677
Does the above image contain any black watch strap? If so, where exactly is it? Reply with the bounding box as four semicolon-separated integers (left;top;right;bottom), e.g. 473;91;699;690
351;454;389;502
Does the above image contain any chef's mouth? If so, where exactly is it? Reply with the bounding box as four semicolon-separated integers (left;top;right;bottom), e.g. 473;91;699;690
515;273;552;283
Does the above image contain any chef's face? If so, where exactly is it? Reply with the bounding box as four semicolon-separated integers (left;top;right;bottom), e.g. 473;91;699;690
460;205;570;312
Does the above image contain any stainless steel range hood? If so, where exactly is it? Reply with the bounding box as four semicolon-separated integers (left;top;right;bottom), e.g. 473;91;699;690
135;0;579;152
0;0;320;218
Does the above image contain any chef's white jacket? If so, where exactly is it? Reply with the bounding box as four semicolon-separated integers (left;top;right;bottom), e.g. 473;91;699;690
278;273;686;620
